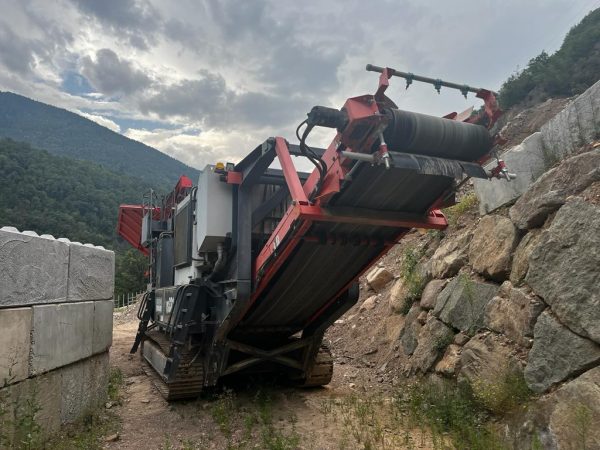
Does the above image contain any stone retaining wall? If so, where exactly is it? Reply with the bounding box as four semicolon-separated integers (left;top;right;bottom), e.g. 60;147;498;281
0;226;114;446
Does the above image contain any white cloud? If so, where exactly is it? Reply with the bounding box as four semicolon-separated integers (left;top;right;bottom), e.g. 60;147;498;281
0;0;595;169
78;111;121;132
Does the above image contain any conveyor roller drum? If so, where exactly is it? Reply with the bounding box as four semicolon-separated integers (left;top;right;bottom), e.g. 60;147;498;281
382;108;493;161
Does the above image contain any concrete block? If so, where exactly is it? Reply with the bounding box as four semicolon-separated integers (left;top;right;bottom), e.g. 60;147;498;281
30;302;94;375
0;228;69;307
474;133;546;214
60;352;109;423
89;352;109;409
0;369;62;444
60;358;93;423
0;308;32;386
93;300;113;354
67;243;115;301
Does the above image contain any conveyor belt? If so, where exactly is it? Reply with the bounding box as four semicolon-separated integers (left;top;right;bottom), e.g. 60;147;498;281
236;115;492;334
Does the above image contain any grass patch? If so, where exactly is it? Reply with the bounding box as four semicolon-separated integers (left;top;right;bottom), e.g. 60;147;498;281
208;388;300;450
472;370;532;415
108;367;124;403
397;379;505;450
46;411;121;450
443;192;478;226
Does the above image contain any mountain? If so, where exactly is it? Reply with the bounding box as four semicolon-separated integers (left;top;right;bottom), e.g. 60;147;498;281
0;138;153;248
0;92;199;187
499;8;600;108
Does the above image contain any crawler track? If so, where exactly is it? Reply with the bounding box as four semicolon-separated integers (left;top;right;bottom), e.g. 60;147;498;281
299;344;334;387
142;330;205;400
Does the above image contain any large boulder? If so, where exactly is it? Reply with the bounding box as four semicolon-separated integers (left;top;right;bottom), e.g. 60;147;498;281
484;282;545;347
433;276;499;333
430;229;472;278
408;317;454;374
469;215;520;281
526;198;600;343
420;279;447;310
459;333;522;402
509;229;542;286
524;311;600;394
504;366;600;450
366;267;394;292
509;149;600;230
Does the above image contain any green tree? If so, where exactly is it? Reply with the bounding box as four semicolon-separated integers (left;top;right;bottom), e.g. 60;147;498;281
499;8;600;108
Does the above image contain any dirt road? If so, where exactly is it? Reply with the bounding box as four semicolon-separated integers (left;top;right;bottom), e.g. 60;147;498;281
106;313;430;450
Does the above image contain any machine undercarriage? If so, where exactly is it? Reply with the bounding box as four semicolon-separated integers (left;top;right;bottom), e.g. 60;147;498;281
117;65;513;400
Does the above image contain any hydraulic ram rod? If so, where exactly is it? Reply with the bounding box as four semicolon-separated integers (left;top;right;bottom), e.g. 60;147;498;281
366;64;497;96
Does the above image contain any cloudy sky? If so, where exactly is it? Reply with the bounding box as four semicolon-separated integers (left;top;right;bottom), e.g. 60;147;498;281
0;0;597;169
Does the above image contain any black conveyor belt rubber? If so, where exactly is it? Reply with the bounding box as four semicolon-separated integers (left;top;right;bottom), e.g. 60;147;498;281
382;108;492;161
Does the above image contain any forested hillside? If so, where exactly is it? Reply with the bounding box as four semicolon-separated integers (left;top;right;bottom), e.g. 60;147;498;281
0;138;149;294
499;8;599;108
0;92;199;186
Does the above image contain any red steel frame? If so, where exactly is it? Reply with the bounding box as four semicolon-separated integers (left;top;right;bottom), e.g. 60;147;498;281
249;138;447;301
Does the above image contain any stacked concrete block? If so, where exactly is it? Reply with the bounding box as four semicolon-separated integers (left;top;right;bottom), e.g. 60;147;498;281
0;228;69;307
30;302;95;375
0;226;114;445
0;307;31;386
474;80;600;214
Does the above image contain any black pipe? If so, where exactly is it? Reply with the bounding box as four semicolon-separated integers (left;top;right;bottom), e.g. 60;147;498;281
366;64;496;95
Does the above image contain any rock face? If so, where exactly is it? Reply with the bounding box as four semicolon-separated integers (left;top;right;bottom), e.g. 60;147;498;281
469;215;520;281
505;367;600;450
526;198;600;343
430;229;472;278
366;267;394;292
540;80;600;160
524;311;600;394
509;149;600;230
409;317;454;374
420;279;447;310
433;276;499;333
509;229;542;285
399;304;422;356
474;133;547;214
484;282;544;347
459;333;521;396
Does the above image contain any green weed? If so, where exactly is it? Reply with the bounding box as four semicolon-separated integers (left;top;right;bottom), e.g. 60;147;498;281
108;367;124;403
398;247;427;315
443;193;478;226
472;370;532;415
397;379;505;450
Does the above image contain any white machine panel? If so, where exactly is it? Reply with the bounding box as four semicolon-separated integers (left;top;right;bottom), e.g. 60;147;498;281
196;165;233;252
